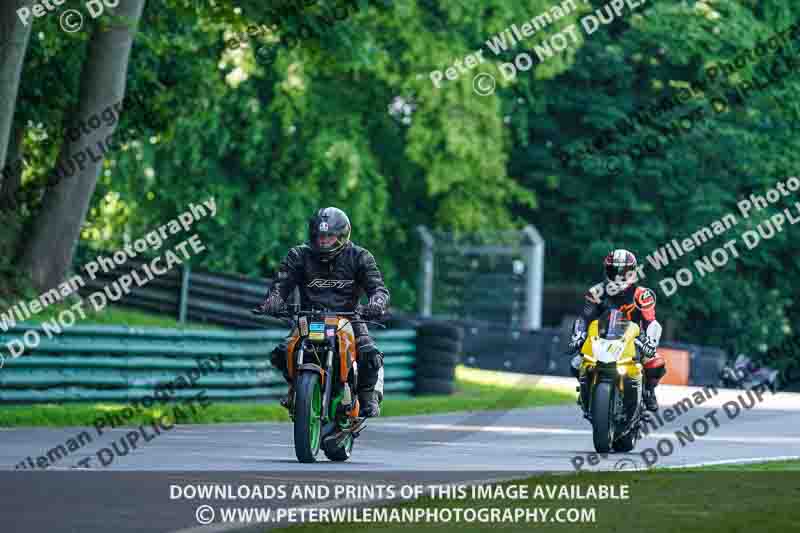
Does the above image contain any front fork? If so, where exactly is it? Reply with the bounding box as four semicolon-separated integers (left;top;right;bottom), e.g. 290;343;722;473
580;368;627;419
578;363;601;414
294;345;334;423
322;349;333;422
579;372;590;414
289;345;305;420
581;366;643;434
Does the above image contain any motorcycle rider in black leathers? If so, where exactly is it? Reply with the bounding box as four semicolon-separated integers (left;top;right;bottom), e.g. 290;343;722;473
257;207;390;418
566;249;666;412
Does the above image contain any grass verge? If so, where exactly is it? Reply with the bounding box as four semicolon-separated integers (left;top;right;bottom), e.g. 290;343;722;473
382;378;573;417
276;468;800;533
686;458;800;471
0;367;574;427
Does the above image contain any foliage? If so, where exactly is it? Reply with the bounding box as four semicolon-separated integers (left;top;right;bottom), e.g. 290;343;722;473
510;0;800;361
4;0;800;369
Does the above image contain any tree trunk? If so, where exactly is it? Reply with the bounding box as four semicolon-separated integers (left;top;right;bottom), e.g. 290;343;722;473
0;123;24;210
0;0;34;174
0;123;25;292
21;0;146;291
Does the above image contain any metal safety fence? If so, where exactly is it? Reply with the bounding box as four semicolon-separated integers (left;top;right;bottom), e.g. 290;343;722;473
73;247;274;328
0;325;417;403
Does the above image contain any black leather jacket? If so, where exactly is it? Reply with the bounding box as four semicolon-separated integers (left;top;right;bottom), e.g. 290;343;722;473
267;242;390;311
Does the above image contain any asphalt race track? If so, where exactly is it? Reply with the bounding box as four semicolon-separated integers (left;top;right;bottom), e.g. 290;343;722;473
1;382;799;532
4;381;798;472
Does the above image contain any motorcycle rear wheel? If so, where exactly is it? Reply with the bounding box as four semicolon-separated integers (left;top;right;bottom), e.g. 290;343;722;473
591;381;614;453
294;372;322;463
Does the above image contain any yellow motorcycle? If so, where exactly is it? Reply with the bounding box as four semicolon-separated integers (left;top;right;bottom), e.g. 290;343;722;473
577;308;648;453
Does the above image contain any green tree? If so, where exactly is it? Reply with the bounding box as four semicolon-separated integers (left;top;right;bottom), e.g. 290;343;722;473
511;0;800;359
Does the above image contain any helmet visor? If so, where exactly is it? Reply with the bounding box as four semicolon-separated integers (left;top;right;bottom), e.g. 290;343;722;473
317;233;339;249
308;209;351;260
605;263;634;282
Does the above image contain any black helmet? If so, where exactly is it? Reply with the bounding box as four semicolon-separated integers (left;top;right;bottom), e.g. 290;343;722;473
308;207;351;262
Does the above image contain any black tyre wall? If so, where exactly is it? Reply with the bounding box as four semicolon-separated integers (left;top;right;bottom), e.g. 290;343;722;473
415;320;464;395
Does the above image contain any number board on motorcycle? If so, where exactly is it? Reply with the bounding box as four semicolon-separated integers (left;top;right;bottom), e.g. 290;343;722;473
309;322;325;341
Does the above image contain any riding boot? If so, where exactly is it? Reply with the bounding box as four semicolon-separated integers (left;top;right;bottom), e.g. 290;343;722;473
358;389;381;418
643;385;659;411
280;384;294;412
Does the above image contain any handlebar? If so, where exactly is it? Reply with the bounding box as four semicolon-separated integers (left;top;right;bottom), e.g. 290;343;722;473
251;308;358;317
251;306;387;328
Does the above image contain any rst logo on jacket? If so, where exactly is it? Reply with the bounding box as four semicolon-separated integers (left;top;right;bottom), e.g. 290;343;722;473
308;279;355;288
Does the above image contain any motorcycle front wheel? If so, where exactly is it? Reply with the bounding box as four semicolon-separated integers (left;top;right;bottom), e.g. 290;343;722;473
591;381;614;453
294;372;322;463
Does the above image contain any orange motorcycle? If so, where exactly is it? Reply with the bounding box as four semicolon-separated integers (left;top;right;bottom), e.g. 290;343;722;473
255;304;382;463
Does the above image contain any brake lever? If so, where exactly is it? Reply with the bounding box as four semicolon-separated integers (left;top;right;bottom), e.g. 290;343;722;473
250;307;293;321
352;319;387;329
335;315;387;332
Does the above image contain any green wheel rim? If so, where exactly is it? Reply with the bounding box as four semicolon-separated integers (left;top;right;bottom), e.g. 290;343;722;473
309;380;321;454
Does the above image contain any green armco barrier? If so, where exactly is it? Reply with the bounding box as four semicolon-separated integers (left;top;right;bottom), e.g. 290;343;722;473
0;324;416;403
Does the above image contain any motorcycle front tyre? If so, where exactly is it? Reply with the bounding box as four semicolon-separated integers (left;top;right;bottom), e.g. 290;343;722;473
293;372;323;463
591;381;614;453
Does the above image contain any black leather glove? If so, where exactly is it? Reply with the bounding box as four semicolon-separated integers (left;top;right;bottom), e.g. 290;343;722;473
359;295;387;319
635;333;657;358
568;331;587;354
256;294;285;316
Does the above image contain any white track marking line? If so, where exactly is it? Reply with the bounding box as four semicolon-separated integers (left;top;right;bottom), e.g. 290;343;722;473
380;422;800;444
379;422;590;435
646;434;800;444
415;441;498;447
